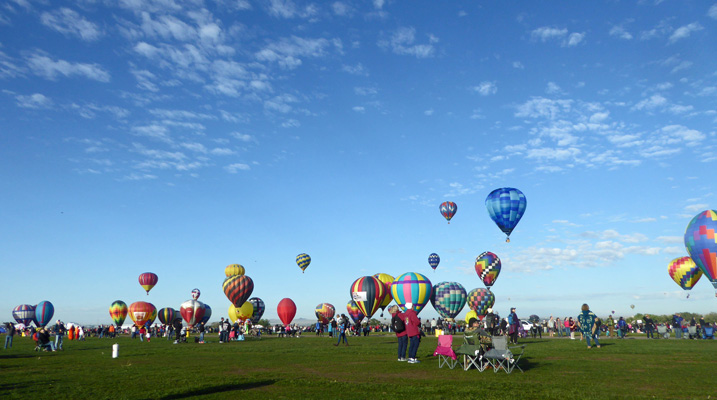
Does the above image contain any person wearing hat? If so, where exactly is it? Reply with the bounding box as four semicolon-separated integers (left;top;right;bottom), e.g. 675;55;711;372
403;303;421;364
508;307;520;345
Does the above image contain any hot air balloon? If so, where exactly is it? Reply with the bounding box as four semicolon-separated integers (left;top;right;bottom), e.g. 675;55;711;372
33;301;54;327
222;275;254;308
391;272;433;315
630;304;635;309
485;187;527;242
296;253;311;273
191;288;201;300
249;297;265;324
228;302;253;323
315;303;336;324
684;210;717;295
225;264;245;277
109;300;128;326
277;298;297;326
12;304;35;326
201;304;212;324
180;299;205;327
157;307;176;325
350;276;387;319
138;272;158;295
372;273;395;316
466;288;495;318
440;201;457;224
430;282;467;320
128;301;156;327
668;256;703;292
475;251;501;288
428;253;440;272
346;300;365;325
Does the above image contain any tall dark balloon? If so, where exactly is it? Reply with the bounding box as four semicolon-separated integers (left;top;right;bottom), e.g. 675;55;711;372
223;275;254;307
350;276;386;318
428;253;440;271
33;301;54;327
249;297;265;324
157;307;176;325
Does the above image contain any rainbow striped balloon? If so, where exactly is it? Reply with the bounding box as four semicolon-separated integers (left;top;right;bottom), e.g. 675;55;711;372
346;300;365;324
391;272;433;315
315;303;336;324
668;256;703;291
350;276;386;318
466;288;495;317
109;300;128;326
223;275;254;308
475;251;501;288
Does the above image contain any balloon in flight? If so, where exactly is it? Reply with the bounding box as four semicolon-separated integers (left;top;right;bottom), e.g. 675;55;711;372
485;187;527;242
428;253;440;271
439;201;457;224
109;300;128;326
475;251;501;288
684;210;717;293
138;272;158;295
296;253;311;273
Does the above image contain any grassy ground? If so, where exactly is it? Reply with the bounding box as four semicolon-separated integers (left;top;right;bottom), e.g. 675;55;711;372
1;333;715;400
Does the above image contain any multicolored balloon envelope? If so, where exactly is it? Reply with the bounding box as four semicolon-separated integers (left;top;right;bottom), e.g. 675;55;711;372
372;273;395;315
228;302;253;323
350;276;386;318
138;272;158;295
684;210;717;292
668;256;703;291
391;272;432;315
296;253;311;273
249;297;265;324
129;301;156;327
430;282;467;320
277;298;296;326
33;301;54;327
475;251;501;288
440;201;457;223
191;288;201;300
346;300;365;324
315;303;335;324
485;187;527;242
180;299;205;327
12;304;35;326
225;264;245;277
201;304;212;324
157;307;176;325
223;275;254;308
428;253;440;271
466;288;495;317
109;300;128;326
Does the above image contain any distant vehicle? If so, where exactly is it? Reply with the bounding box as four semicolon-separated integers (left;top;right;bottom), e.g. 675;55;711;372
520;320;533;331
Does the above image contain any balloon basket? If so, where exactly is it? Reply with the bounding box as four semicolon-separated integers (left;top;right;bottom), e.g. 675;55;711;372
112;343;119;358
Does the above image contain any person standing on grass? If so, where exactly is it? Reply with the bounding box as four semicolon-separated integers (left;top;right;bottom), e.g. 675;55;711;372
644;314;655;339
4;322;16;349
672;314;682;339
617;317;627;338
508;307;520;345
54;320;65;350
404;303;421;364
555;317;562;338
576;304;600;349
389;305;408;361
334;314;349;346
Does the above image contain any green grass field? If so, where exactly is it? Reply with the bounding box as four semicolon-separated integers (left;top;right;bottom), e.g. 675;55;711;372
1;333;715;400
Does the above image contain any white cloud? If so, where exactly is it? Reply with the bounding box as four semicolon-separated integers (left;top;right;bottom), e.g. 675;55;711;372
352;106;365;112
16;93;53;109
633;94;667;111
546;82;562;94
332;2;352;16
531;26;567;42
609;26;633;40
26;53;110;82
256;36;332;69
709;4;717;19
668;22;703;44
379;27;436;58
515;97;572;120
231;132;254;142
512;61;524;69
473;81;497;96
565;32;585;47
40;8;102;41
685;203;709;212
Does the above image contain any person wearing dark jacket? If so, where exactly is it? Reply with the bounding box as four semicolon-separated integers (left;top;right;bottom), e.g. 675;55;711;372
4;322;16;349
37;328;56;351
172;318;183;344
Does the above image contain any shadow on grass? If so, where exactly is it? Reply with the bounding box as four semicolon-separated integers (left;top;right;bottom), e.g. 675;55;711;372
0;354;37;360
158;380;277;399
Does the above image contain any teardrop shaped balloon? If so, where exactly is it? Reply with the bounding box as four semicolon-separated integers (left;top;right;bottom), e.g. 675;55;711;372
12;304;35;326
296;253;311;273
225;264;245;277
33;301;54;327
249;297;265;324
684;210;717;293
668;256;703;291
191;288;201;300
222;275;254;308
391;272;433;315
346;300;365;325
277;298;296;326
485;187;527;242
201;304;212;324
109;300;128;326
180;299;205;327
228;302;253;323
428;253;440;271
466;288;495;318
315;303;336;324
430;282;467;320
128;301;156;327
440;201;457;224
475;251;501;288
157;307;176;325
138;272;159;295
350;276;386;318
372;273;395;315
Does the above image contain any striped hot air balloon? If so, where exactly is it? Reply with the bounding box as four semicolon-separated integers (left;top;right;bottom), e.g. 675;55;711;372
109;300;128;326
296;253;311;273
138;272;158;295
475;251;501;288
346;300;365;325
390;272;433;315
249;297;265;324
128;301;156;327
33;301;54;327
372;273;395;316
225;264;245;277
222;275;254;308
12;304;35;326
350;276;386;319
157;307;176;325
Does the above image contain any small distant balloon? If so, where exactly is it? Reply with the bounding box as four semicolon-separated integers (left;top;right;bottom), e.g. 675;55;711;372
191;288;201;300
109;300;128;326
428;253;440;271
630;304;635;310
138;272;158;295
439;201;457;224
296;253;311;273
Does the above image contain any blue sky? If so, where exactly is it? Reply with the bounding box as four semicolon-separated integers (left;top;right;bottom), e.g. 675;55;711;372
2;0;716;326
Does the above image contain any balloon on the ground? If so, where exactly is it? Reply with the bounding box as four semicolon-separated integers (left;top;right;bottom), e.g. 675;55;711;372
466;288;495;317
350;276;387;318
228;302;253;323
249;297;265;324
391;272;432;315
684;210;717;292
668;256;703;291
428;253;440;271
315;303;335;324
128;301;156;327
12;304;35;326
222;275;254;307
372;273;395;315
201;304;212;324
296;253;311;273
346;300;365;324
475;251;501;288
33;301;54;327
440;201;457;224
138;272;158;295
180;299;205;327
431;282;467;320
277;298;296;326
225;264;245;277
157;307;176;325
109;300;128;326
485;187;527;242
191;288;201;300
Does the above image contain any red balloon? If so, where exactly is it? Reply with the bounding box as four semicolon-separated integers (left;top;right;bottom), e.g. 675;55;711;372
277;298;296;326
138;272;158;295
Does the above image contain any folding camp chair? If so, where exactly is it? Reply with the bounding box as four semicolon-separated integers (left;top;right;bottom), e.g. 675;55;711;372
484;335;525;374
687;326;697;339
656;325;669;339
455;332;488;371
433;334;458;369
702;327;714;340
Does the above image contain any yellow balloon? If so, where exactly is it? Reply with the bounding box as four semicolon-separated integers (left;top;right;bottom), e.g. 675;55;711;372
225;264;246;278
465;310;477;324
227;302;254;323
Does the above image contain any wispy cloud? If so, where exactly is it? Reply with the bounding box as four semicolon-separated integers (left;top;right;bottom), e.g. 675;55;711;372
26;52;110;82
40;8;102;41
378;27;437;58
16;93;53;109
473;81;497;96
530;26;584;47
668;22;703;44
